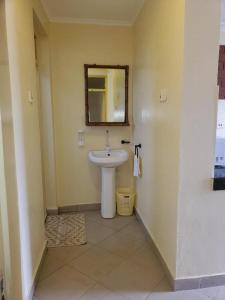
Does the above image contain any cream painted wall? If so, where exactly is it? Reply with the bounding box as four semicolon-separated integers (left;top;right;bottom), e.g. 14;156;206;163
0;1;23;298
176;0;225;278
49;23;133;207
0;217;2;278
1;0;222;294
2;0;48;298
220;31;225;44
0;107;14;298
34;13;57;211
32;0;49;33
133;0;185;277
0;0;6;282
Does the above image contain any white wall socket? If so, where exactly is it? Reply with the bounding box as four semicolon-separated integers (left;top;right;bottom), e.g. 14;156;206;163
160;89;167;103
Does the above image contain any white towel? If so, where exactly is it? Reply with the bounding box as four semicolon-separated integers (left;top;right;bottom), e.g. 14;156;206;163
133;154;141;177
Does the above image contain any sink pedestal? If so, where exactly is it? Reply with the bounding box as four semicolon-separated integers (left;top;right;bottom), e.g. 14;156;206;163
88;149;128;219
101;167;116;218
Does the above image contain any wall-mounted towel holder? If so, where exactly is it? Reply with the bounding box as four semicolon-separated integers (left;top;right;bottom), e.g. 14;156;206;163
135;144;142;149
121;140;130;144
135;144;142;158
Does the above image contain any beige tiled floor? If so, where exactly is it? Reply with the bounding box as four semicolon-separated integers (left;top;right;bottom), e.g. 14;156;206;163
34;211;225;300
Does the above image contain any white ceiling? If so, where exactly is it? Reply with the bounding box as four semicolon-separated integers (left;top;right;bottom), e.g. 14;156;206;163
41;0;145;26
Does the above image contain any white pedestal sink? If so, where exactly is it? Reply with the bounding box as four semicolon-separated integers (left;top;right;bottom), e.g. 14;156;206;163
89;149;128;218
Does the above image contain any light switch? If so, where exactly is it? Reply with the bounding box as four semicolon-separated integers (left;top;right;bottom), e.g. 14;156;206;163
28;90;34;104
160;89;167;103
78;130;85;147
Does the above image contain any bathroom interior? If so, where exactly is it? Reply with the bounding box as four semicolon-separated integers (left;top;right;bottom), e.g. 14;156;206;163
36;21;135;218
1;0;225;299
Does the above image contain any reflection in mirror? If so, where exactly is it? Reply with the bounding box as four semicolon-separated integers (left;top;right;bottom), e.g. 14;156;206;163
214;45;225;189
85;65;129;126
214;100;225;190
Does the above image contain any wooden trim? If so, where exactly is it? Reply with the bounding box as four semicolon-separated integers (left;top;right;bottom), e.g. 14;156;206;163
58;203;101;214
218;46;225;99
84;64;129;126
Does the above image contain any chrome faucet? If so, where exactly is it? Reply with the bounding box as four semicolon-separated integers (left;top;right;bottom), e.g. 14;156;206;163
105;130;111;153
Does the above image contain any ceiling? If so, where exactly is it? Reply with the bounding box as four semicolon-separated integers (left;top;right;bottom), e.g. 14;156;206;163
41;0;145;26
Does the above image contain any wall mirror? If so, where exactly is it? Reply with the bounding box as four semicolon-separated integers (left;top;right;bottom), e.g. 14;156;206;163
84;64;129;126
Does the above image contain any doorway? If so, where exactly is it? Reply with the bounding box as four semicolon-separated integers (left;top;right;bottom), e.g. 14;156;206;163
33;12;57;215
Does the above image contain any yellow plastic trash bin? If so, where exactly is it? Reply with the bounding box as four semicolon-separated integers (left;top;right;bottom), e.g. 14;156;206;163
116;188;136;216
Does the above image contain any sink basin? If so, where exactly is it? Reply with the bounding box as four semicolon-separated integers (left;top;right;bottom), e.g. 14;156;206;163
89;149;128;168
89;149;129;219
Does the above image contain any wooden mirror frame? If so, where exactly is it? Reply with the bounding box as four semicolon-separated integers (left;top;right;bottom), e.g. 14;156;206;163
84;64;129;126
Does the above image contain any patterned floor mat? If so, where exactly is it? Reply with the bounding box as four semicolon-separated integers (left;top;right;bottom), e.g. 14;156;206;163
45;213;87;247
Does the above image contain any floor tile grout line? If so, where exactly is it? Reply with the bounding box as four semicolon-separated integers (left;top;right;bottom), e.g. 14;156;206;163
76;282;127;300
38;243;94;283
39;263;98;290
85;214;137;232
66;245;126;283
58;264;98;300
75;283;99;300
93;276;127;299
95;257;125;284
86;220;122;234
60;242;95;264
87;224;122;245
37;212;168;299
77;278;97;299
91;223;147;249
92;241;154;287
75;283;102;300
65;225;151;293
95;244;165;288
37;254;95;287
90;235;167;297
36;212;225;300
72;243;127;262
39;216;137;284
114;218;140;233
144;275;167;300
64;261;99;286
85;214;141;236
36;264;67;285
95;232;149;260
